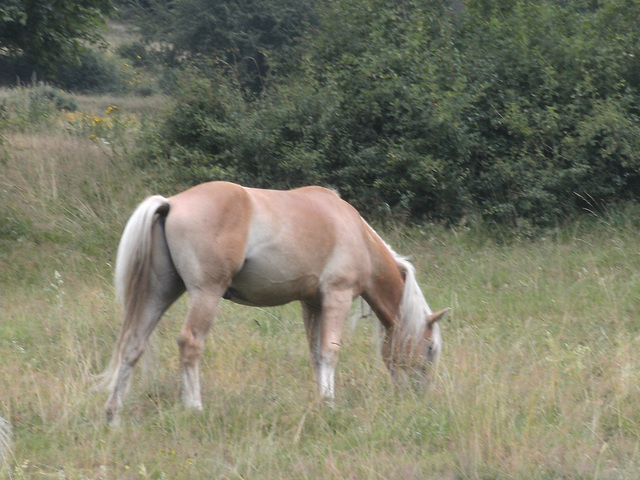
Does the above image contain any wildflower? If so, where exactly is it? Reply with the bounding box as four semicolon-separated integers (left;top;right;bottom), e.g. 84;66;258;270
106;105;119;115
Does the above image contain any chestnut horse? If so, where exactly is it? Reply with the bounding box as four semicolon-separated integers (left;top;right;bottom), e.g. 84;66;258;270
102;181;448;424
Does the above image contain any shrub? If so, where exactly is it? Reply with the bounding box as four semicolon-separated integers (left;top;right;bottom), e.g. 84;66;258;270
54;48;132;94
0;84;70;130
138;0;640;229
115;41;152;68
65;105;141;156
28;85;77;111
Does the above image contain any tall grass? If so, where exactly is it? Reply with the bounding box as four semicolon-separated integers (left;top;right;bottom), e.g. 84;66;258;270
1;87;639;479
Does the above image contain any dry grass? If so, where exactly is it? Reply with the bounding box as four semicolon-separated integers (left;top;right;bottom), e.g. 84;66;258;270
72;93;170;119
1;89;639;479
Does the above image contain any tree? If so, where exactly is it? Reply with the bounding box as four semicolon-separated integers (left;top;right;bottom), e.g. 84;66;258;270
0;0;114;74
132;0;317;94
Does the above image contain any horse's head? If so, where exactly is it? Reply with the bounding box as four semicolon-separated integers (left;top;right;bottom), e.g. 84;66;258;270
422;308;449;369
384;307;450;389
403;307;449;388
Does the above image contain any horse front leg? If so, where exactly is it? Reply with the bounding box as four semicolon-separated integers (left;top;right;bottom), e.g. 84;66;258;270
301;301;321;381
313;289;353;400
380;326;407;390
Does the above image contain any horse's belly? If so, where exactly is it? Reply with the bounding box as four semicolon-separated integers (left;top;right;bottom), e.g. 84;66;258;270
226;256;320;307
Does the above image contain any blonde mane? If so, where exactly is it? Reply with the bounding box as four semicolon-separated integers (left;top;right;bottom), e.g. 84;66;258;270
394;253;433;340
361;220;433;347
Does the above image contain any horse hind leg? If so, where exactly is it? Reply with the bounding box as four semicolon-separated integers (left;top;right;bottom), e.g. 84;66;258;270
104;223;185;425
104;280;183;424
178;288;224;410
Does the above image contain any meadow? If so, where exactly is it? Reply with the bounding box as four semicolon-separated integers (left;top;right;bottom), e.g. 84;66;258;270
1;86;639;479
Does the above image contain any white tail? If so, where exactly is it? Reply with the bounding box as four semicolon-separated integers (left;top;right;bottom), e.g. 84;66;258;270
114;196;170;307
98;195;170;391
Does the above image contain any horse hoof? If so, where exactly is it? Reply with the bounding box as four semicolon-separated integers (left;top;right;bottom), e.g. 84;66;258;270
182;398;203;411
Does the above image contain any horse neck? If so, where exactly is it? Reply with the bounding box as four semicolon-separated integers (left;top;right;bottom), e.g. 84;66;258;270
361;221;430;342
361;225;406;330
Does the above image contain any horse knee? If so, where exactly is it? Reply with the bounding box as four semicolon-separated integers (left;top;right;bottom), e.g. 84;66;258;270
122;341;145;367
321;342;340;364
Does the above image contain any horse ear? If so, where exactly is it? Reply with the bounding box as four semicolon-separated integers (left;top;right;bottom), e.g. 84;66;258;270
427;308;451;327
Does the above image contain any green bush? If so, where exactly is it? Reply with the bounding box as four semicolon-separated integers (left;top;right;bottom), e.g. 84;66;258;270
115;41;150;68
28;84;77;111
0;84;74;130
54;48;131;93
139;0;640;229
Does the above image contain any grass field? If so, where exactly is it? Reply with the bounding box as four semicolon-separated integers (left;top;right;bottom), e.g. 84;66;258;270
1;86;639;479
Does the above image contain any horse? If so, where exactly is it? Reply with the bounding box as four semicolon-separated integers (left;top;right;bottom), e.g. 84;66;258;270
101;181;449;424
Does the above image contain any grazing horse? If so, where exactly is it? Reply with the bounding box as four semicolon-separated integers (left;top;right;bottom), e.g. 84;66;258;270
102;181;448;424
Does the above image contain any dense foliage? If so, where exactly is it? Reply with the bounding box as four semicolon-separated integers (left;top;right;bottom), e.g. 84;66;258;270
3;0;639;226
0;0;113;75
126;0;317;94
135;0;640;226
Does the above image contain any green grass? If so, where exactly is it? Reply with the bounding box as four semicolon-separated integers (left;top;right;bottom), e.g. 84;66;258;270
1;87;640;479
